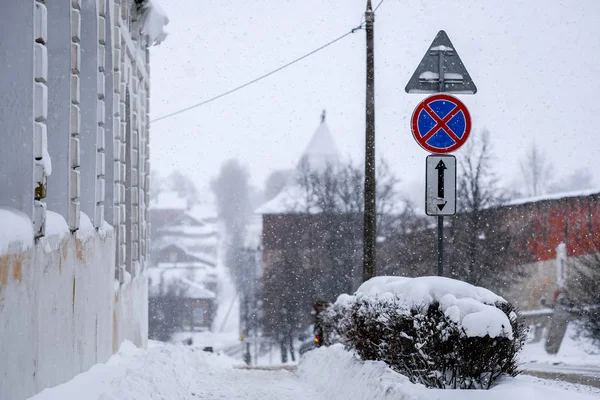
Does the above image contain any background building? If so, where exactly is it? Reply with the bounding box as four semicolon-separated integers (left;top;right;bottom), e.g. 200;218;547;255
148;191;220;340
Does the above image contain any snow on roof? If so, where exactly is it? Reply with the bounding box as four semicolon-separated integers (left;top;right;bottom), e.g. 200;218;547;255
157;241;216;266
189;251;216;266
158;224;215;237
504;187;600;207
0;207;33;255
338;276;513;339
180;277;216;299
148;267;215;299
188;202;218;222
299;120;340;173
255;184;311;215
149;191;188;211
139;0;169;46
256;118;341;215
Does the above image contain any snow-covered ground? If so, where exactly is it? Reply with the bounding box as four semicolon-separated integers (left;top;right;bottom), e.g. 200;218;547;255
300;344;600;400
28;341;323;400
29;339;600;400
521;323;600;367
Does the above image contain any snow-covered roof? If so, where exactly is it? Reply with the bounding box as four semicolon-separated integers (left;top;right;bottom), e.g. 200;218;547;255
188;202;219;222
338;276;513;340
180;277;216;300
504;188;600;207
255;184;311;215
256;118;341;215
148;267;215;299
149;191;188;210
299;120;340;173
158;224;215;237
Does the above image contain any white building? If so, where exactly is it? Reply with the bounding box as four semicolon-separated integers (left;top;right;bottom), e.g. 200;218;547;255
0;1;167;398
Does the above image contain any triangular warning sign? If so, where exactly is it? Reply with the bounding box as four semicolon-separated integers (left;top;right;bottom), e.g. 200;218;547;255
405;30;477;94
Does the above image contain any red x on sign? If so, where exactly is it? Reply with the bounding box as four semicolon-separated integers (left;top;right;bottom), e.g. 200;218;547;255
411;94;472;154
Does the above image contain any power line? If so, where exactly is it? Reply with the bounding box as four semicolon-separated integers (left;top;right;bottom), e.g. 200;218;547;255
374;0;385;12
151;24;364;123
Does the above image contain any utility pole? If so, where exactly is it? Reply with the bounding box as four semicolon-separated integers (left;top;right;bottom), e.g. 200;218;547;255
363;0;376;282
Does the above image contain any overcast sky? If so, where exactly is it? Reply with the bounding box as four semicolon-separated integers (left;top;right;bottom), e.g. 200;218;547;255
149;0;600;203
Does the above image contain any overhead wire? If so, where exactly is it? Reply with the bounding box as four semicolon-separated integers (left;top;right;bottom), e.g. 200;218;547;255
151;23;365;123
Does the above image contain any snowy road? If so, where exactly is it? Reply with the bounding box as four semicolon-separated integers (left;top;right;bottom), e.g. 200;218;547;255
522;363;600;389
29;342;323;400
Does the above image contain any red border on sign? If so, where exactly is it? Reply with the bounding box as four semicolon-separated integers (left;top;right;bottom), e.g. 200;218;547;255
411;94;472;154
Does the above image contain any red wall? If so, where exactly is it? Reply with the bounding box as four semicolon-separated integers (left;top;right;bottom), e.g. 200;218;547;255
508;194;600;262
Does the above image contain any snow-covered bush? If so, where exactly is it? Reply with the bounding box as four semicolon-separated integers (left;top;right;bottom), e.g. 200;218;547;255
320;276;527;389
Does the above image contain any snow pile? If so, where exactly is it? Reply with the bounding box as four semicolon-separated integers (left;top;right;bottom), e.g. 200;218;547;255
341;276;513;339
44;211;69;239
299;344;600;400
75;212;95;242
521;322;600;367
28;341;323;400
139;0;169;46
0;207;33;254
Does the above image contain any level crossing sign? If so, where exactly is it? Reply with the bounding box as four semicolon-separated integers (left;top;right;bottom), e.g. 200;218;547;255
410;94;471;154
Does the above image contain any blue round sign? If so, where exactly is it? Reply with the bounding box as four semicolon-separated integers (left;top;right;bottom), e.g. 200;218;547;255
411;94;472;154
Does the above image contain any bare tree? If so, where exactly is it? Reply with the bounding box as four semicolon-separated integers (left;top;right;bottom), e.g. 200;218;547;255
259;157;414;344
457;130;507;212
449;130;524;294
519;143;554;197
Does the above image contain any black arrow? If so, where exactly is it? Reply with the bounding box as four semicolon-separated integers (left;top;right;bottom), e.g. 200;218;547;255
435;160;447;199
437;202;447;211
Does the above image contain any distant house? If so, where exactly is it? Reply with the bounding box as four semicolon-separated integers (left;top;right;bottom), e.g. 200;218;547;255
148;191;220;338
499;190;600;309
255;114;368;335
148;267;216;339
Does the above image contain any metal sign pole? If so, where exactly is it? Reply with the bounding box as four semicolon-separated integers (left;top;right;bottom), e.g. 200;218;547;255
406;30;478;278
437;53;445;277
437;216;444;276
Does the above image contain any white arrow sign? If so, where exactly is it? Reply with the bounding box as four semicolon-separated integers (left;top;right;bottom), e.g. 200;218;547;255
426;155;456;216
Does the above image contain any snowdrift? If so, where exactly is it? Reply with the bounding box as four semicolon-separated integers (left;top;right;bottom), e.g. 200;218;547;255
298;344;600;400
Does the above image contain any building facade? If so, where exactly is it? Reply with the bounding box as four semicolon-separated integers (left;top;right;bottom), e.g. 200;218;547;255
0;1;167;398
